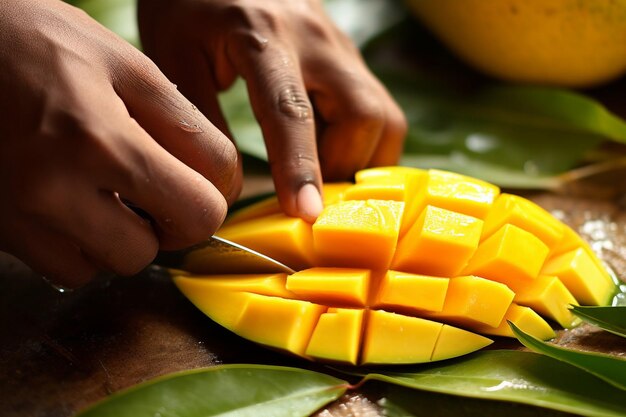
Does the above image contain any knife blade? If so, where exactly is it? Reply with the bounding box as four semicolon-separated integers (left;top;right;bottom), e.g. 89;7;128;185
153;235;296;275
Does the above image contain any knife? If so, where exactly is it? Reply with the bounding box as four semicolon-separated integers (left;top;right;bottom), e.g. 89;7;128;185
153;235;296;275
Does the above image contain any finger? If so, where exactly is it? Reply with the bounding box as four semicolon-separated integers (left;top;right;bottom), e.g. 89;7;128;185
111;55;241;203
46;186;160;277
8;221;98;289
53;82;230;251
309;67;386;181
227;35;323;222
157;49;243;206
102;117;230;250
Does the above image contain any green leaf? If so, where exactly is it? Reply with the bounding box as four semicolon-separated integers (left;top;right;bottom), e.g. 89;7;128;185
511;322;626;391
374;68;626;188
76;364;348;417
362;350;626;417
364;18;626;188
380;384;578;417
570;306;626;338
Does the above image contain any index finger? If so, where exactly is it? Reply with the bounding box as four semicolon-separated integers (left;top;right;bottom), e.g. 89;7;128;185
227;34;323;222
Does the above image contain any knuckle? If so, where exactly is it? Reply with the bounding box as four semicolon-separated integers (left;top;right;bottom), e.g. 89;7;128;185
390;108;409;139
276;85;314;122
206;137;240;198
224;3;282;33
162;192;228;249
349;100;386;129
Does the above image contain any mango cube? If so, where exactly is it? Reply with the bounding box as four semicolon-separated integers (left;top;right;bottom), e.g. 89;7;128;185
174;278;251;328
286;268;370;306
349;169;427;236
413;169;500;219
481;193;564;250
463;224;549;291
514;275;580;328
313;200;403;270
355;166;426;183
373;271;449;313
474;304;556;340
392;205;483;277
422;275;515;328
305;308;364;364
362;310;443;364
541;247;615;306
217;213;316;270
234;294;327;357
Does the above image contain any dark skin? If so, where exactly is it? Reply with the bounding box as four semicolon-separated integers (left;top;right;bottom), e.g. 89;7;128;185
0;0;407;289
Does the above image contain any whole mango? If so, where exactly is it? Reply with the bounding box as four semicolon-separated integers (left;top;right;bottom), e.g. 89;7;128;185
406;0;626;87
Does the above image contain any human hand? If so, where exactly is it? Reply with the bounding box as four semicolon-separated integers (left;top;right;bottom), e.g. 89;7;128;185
0;0;241;288
137;0;407;222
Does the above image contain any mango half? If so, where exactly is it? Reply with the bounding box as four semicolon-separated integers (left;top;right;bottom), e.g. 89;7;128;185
173;167;616;365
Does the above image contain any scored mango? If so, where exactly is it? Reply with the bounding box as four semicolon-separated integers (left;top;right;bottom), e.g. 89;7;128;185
173;167;617;366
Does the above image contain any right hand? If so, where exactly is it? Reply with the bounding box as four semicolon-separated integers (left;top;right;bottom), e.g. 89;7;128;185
0;0;241;289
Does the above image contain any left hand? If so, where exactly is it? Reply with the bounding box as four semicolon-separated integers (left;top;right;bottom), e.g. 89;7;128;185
137;0;407;222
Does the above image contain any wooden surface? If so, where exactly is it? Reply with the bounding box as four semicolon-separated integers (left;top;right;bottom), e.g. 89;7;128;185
1;190;625;417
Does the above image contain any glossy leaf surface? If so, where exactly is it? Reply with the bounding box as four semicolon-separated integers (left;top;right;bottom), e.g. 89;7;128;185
511;323;626;391
571;306;626;338
362;350;626;417
77;365;347;417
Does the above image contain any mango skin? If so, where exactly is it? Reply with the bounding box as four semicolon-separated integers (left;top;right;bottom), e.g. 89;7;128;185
407;0;626;87
175;167;616;365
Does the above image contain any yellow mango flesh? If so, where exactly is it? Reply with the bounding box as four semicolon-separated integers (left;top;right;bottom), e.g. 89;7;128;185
305;308;364;364
286;268;370;306
541;247;616;306
313;200;403;270
474;303;556;340
462;224;549;291
393;205;483;277
176;167;616;365
481;194;564;250
362;310;444;365
217;213;316;271
420;275;515;329
373;271;449;313
514;275;581;328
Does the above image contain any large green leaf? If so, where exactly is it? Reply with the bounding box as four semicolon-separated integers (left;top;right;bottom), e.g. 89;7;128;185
363;18;626;188
380;384;576;417
511;323;626;391
362;350;626;417
372;68;626;188
571;306;626;338
76;364;348;417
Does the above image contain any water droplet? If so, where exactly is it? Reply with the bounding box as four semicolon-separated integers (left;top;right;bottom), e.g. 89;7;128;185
466;133;496;153
178;120;204;133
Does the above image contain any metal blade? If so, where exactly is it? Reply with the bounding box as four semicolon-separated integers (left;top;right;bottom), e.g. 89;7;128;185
154;235;296;275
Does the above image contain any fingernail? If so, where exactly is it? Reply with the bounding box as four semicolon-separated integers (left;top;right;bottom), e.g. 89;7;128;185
296;183;323;222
